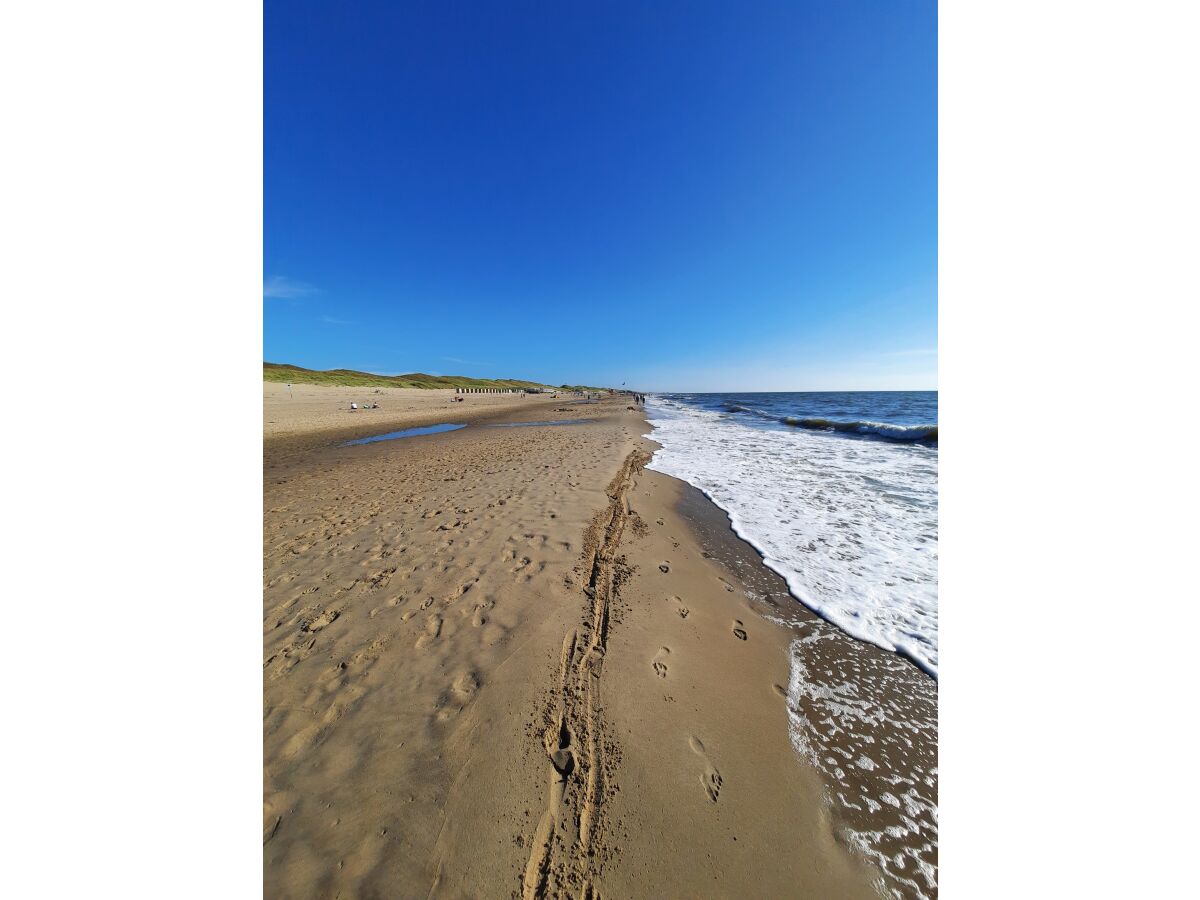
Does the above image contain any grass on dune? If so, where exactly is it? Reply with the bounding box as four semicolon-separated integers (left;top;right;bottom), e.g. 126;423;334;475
264;362;608;392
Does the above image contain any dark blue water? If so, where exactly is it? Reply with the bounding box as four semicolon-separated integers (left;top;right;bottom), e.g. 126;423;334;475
343;423;466;445
654;391;937;443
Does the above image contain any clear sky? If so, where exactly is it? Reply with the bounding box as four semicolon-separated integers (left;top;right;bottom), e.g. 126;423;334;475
265;1;936;391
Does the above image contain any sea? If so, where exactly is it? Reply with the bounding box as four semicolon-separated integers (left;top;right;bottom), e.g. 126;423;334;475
643;391;938;676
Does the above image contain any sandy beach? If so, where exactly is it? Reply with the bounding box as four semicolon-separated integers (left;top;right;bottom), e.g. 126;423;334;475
264;381;582;442
264;383;935;898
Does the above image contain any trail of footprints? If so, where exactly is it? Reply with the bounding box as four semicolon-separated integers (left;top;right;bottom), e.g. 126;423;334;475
646;573;749;803
267;553;502;759
265;417;635;836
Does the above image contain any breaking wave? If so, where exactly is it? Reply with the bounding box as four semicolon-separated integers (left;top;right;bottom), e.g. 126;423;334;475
782;417;937;443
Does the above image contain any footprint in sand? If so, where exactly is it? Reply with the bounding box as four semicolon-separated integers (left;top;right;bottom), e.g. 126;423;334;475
545;715;575;778
419;597;435;610
416;614;442;649
652;646;671;678
445;580;477;604
451;671;478;704
732;620;748;641
471;598;496;627
436;671;478;719
369;595;407;619
658;562;670;573
302;609;340;633
689;736;724;803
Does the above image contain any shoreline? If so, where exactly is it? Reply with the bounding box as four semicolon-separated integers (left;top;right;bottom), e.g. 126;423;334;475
669;475;939;681
264;382;934;897
655;466;938;896
596;426;936;898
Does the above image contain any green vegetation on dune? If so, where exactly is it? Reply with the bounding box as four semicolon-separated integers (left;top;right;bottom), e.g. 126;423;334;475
264;362;607;392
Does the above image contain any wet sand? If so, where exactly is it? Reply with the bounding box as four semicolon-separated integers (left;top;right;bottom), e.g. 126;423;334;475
264;382;933;898
617;471;938;898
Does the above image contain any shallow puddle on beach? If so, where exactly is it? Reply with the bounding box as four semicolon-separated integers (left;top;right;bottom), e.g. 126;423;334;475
343;423;467;445
486;419;592;428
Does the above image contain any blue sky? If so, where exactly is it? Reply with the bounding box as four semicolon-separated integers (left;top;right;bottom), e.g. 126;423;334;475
265;1;936;391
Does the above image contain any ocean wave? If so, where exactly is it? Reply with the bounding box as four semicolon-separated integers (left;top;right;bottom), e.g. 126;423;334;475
782;417;937;443
723;402;781;422
643;402;939;677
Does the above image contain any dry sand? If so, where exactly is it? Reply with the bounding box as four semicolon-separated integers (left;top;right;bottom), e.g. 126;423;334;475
264;381;576;442
264;382;932;898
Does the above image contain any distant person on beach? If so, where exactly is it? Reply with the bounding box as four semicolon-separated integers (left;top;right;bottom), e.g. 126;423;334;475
350;402;358;411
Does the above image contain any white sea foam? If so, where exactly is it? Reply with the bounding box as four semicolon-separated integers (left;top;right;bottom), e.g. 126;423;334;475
785;632;938;899
645;395;938;676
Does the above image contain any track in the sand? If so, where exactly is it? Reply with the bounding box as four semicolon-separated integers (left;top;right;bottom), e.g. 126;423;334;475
521;449;649;900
